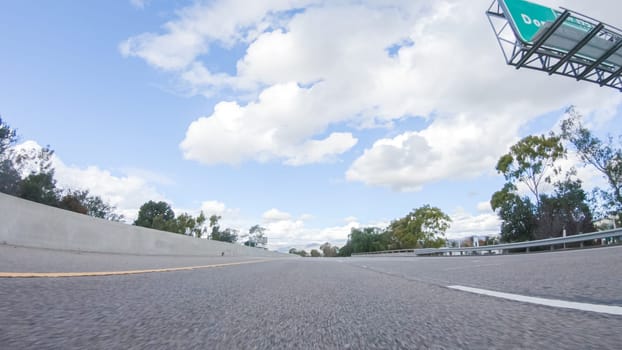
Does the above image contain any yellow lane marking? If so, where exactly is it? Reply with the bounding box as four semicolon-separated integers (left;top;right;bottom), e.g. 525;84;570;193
0;259;270;278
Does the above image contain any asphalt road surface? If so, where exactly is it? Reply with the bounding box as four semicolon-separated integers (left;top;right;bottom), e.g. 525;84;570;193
1;245;621;349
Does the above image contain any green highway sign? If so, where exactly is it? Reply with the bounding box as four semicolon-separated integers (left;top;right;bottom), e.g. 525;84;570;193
488;0;622;89
501;0;593;43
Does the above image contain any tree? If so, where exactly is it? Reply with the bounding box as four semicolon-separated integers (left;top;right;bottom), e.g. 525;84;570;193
319;242;338;257
0;116;17;156
58;193;88;214
492;132;596;241
0;117;20;195
349;227;390;253
212;228;238;243
208;214;222;239
337;242;352;257
58;189;124;221
83;194;124;222
310;249;321;257
491;183;537;242
245;224;266;247
18;172;59;206
173;211;207;237
9;139;59;206
496;134;565;209
561;107;622;218
173;212;197;235
538;178;595;238
134;201;175;230
12;144;55;178
0;156;21;195
194;211;207;238
387;205;451;248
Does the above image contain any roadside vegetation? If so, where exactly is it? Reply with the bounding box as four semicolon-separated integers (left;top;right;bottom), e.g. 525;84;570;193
0;116;123;221
491;106;621;243
2;107;620;255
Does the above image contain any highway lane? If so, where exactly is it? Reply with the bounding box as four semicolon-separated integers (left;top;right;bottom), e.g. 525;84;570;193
1;247;621;349
347;245;622;306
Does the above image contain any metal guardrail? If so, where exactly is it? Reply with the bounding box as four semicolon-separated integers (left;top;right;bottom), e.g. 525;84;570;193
352;228;622;257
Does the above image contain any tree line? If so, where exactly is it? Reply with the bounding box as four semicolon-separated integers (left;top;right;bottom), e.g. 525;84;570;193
290;204;452;257
289;242;340;257
1;116;456;255
338;204;451;256
1;116;269;246
131;199;268;246
0;117;123;221
4;107;619;254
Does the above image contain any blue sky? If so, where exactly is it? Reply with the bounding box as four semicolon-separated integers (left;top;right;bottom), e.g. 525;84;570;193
2;0;621;251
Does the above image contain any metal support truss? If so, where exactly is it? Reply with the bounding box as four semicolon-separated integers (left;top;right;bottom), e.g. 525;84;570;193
486;0;622;91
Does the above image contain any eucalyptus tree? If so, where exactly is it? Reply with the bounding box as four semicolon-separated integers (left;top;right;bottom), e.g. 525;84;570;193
387;205;451;249
496;134;565;209
561;107;622;219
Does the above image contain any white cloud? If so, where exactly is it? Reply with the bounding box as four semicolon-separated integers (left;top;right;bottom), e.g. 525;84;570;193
12;141;169;222
284;132;358;166
446;208;501;239
179;84;358;165
186;200;245;232
125;0;622;187
121;0;319;71
262;208;292;222
255;207;366;251
266;218;357;252
344;216;358;223
199;200;227;216
346;113;516;191
477;201;492;213
259;208;395;252
343;0;621;190
299;213;314;221
53;162;168;222
129;0;149;9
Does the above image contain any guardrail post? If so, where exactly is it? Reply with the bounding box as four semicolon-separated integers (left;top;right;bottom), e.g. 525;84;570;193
526;247;530;253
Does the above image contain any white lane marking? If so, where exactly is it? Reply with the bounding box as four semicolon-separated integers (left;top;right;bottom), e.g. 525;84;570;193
443;263;501;271
448;285;622;316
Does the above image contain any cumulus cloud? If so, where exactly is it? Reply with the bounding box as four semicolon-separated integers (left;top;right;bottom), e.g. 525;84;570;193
262;208;292;222
122;0;622;184
115;0;622;248
179;83;358;165
198;200;227;216
343;0;621;190
121;0;319;71
477;201;492;213
347;113;518;190
13;141;169;222
344;216;358;223
256;207;362;251
129;0;149;9
446;208;502;239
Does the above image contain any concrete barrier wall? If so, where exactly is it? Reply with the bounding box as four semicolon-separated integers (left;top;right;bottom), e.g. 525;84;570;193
0;192;289;257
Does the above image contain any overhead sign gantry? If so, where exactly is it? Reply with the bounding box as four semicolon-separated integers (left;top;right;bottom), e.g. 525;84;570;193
486;0;622;91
